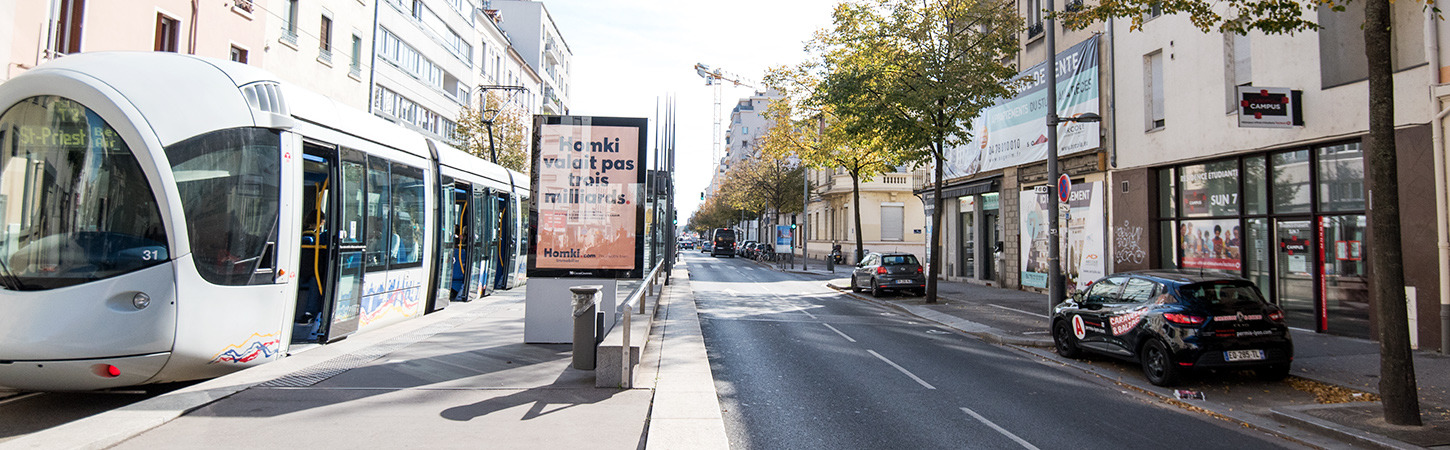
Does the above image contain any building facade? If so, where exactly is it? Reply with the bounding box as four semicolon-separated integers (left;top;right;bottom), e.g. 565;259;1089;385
489;0;569;115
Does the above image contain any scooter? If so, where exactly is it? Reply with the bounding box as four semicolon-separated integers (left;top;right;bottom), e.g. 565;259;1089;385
829;244;844;265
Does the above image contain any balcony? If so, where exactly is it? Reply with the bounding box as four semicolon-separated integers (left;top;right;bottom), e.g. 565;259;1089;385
816;171;919;197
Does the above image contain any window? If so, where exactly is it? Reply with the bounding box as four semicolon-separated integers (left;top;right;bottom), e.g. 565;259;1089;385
350;35;363;75
167;128;282;286
318;15;333;62
1271;150;1311;213
1025;0;1043;37
54;0;86;54
1085;277;1127;304
365;157;392;270
0;96;168;290
1120;278;1159;303
1178;160;1239;217
1317;4;1367;88
1145;50;1165;130
390;164;425;267
155;13;180;52
1225;31;1251;113
284;0;299;43
881;204;904;241
230;45;248;63
1317;142;1364;212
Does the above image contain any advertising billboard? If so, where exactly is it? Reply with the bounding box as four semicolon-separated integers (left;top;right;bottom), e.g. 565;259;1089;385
1020;181;1105;291
528;116;648;278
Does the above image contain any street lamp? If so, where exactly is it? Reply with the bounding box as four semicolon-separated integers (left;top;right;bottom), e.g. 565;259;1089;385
476;85;530;163
1044;0;1102;312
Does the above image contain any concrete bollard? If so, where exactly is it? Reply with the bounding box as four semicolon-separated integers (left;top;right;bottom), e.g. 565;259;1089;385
570;285;602;370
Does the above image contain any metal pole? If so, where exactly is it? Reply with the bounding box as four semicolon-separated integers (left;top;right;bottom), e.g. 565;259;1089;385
802;168;809;271
1046;0;1065;314
486;120;498;163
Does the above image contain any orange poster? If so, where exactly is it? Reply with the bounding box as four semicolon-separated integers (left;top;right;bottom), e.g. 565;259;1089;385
534;121;642;271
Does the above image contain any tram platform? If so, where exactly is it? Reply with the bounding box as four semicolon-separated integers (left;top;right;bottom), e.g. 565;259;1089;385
3;264;727;450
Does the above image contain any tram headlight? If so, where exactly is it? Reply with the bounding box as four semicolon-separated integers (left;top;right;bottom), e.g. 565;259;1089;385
132;293;151;310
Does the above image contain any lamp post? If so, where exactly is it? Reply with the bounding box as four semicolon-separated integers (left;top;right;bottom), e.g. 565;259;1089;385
1044;2;1102;312
476;85;529;163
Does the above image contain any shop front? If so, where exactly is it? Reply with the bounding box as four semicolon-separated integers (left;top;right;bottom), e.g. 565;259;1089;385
1153;141;1369;338
945;179;1002;282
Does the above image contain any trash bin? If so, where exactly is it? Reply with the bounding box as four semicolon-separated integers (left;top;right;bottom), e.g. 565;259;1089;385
570;285;601;370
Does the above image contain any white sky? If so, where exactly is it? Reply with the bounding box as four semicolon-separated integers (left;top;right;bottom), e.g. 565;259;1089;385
539;0;840;222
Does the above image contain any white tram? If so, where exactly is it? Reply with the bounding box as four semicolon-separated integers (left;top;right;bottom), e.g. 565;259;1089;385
0;52;529;391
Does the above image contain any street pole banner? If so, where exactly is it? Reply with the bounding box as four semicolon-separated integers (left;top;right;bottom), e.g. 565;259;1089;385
528;116;648;278
945;36;1101;179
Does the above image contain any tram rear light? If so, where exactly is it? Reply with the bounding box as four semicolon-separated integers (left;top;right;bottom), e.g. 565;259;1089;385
96;364;121;378
132;293;151;310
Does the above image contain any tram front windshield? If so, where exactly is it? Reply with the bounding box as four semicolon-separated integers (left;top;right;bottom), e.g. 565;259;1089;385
0;96;168;290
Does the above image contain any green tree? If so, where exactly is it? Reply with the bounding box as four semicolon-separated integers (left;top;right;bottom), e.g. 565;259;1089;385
720;153;807;234
1058;0;1422;427
813;0;1022;302
452;91;531;175
762;65;899;262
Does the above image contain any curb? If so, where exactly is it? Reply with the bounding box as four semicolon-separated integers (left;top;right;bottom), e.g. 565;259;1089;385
1270;404;1427;450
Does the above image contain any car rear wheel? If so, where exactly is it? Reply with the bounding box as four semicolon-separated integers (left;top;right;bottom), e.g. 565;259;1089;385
1052;321;1082;358
1140;339;1180;387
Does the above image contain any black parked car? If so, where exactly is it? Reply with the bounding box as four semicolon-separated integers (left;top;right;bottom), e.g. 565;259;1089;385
849;252;926;297
1050;270;1293;386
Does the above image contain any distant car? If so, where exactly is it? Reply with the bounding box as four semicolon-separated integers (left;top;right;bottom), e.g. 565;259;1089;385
679;240;695;250
849;252;925;297
700;243;712;253
711;228;736;257
740;241;759;259
1050;270;1294;386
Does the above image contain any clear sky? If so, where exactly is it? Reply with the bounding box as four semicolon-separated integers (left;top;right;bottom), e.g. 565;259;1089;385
538;0;841;224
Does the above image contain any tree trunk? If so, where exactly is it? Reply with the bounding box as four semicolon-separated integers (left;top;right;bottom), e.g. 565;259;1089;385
851;170;865;265
1364;0;1421;426
927;141;945;304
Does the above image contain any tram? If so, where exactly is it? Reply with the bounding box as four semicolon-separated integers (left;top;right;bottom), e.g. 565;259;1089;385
0;52;528;391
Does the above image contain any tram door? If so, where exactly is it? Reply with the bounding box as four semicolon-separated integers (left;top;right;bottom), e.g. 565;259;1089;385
291;143;365;344
477;188;499;297
449;182;474;302
494;193;512;290
427;175;456;313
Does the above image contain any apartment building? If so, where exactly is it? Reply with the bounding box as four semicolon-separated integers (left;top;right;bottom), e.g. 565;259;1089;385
489;0;569;115
2;0;267;82
264;0;373;109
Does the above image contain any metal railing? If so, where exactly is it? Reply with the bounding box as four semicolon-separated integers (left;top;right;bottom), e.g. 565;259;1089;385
612;260;667;388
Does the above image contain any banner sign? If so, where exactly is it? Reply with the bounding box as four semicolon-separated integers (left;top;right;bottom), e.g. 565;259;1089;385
945;36;1100;179
528;116;648;278
1180;219;1242;271
1020;181;1105;291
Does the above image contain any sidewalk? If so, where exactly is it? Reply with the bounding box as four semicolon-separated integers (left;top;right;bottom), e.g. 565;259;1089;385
1;264;727;450
818;274;1450;449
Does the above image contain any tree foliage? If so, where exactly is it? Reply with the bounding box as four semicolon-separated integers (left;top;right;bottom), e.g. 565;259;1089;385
452;91;531;175
719;153;807;218
811;0;1022;302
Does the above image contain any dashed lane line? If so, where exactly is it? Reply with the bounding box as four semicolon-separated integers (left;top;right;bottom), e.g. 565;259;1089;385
960;407;1040;450
867;350;935;390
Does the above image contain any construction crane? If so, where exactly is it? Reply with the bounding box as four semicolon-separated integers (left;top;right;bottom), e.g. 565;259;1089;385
694;63;754;165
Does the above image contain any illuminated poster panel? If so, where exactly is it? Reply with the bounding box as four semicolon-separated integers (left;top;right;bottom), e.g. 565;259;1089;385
528;116;647;278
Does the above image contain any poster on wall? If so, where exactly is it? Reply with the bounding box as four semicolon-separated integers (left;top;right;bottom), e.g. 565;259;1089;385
1180;219;1242;271
945;36;1101;179
528;116;648;279
1020;181;1106;291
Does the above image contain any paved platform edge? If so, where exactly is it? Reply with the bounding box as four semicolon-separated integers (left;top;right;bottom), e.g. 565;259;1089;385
0;294;518;450
644;265;730;450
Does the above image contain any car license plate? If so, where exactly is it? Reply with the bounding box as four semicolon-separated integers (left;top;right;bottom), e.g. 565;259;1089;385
895;279;914;284
1224;350;1265;362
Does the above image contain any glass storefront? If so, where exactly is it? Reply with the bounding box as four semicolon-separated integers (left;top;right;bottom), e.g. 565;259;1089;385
1155;141;1368;338
955;192;1000;280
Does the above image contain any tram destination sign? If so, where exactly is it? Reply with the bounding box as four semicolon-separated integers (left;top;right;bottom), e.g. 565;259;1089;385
528;115;648;279
1237;86;1303;128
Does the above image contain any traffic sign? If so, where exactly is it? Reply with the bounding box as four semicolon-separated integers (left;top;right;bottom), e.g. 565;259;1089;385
1057;174;1071;202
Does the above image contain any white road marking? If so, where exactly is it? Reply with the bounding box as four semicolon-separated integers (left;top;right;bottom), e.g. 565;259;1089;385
867;350;935;390
822;323;856;342
989;303;1049;319
960;407;1040;450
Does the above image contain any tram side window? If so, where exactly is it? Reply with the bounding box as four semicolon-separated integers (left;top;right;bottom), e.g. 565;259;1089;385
390;164;424;267
364;157;391;270
166;127;281;286
0;96;169;290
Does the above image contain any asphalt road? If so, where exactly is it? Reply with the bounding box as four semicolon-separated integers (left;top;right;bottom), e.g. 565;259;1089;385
684;252;1305;449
